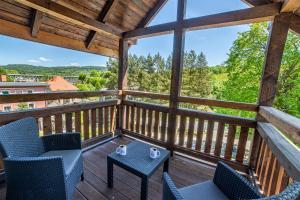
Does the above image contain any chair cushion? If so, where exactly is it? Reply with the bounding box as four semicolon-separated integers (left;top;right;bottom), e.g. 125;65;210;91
40;150;82;177
179;180;229;200
0;117;44;158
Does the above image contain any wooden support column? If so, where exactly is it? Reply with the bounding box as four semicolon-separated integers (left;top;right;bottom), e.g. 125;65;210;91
116;39;129;132
258;13;292;107
167;0;187;154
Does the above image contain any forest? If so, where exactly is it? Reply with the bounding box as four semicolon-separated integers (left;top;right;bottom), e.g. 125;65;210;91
77;23;300;118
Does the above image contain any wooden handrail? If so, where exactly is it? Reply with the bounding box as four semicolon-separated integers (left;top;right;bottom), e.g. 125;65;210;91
259;106;300;144
123;90;258;112
257;122;300;181
177;108;256;127
0;100;118;124
0;90;119;104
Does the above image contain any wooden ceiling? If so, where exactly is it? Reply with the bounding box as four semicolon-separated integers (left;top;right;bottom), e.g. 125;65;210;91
0;0;299;58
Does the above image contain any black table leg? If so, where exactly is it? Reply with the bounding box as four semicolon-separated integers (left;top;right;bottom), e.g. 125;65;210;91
163;158;169;173
107;157;113;188
141;176;148;200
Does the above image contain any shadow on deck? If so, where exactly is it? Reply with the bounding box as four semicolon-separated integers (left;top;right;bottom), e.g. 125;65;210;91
0;136;215;200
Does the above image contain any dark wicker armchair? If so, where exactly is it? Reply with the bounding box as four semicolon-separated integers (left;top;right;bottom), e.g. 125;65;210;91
163;162;300;200
0;117;84;200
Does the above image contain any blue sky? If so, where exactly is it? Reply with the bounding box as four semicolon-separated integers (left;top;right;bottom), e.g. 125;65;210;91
0;0;249;67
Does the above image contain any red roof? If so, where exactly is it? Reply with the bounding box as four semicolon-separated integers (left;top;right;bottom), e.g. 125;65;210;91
47;76;78;91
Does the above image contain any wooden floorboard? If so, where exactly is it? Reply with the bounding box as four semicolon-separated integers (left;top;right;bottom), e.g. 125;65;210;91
0;137;215;200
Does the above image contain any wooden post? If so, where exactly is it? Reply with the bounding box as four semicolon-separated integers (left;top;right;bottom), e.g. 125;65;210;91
167;0;187;154
258;13;292;107
252;13;292;169
116;39;129;133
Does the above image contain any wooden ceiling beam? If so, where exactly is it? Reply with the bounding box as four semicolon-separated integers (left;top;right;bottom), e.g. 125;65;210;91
124;3;281;40
241;0;272;7
290;14;300;35
86;0;119;49
0;18;118;58
281;0;300;12
15;0;122;38
137;0;168;28
31;10;44;37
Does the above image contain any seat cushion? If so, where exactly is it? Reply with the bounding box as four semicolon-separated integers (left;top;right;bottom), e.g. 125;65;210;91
40;150;82;177
179;180;229;200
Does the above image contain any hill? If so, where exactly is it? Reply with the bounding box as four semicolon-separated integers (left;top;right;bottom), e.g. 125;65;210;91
1;64;107;76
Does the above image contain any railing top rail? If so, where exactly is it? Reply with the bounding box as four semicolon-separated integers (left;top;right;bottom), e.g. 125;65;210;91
123;90;258;112
259;106;300;145
0;90;119;104
257;122;300;181
0;100;119;124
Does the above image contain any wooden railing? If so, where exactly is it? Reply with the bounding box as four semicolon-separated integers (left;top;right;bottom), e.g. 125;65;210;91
0;89;299;196
250;107;300;196
122;90;258;172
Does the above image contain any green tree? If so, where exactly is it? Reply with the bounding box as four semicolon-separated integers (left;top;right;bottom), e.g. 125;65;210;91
217;23;300;118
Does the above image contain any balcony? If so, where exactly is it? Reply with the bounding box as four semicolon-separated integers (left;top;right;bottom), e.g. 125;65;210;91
0;90;299;199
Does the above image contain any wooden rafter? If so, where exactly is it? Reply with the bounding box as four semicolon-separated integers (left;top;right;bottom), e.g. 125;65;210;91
137;0;168;28
241;0;271;6
31;10;44;37
281;0;300;12
86;0;119;49
15;0;122;38
290;14;300;35
124;3;281;40
0;18;118;58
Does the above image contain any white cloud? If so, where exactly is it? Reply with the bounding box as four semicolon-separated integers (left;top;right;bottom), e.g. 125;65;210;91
27;59;41;63
39;57;52;62
69;62;80;66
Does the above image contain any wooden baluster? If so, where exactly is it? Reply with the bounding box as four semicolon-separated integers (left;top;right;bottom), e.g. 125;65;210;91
214;122;225;156
104;106;109;133
178;115;186;146
43;116;52;135
75;111;81;133
267;158;280;196
263;152;275;194
110;106;116;132
276;167;289;194
187;117;195;149
160;112;167;141
136;107;141;133
126;105;130;130
195;118;204;151
55;114;63;133
256;140;266;175
65;112;73;132
236;127;249;163
83;110;90;140
153;111;160;139
249;129;262;169
98;108;104;135
224;124;236;160
147;110;153;137
204;120;214;154
259;147;270;184
130;106;135;131
141;109;147;135
91;109;97;138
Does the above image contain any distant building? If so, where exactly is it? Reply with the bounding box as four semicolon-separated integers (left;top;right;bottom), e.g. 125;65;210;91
0;75;79;112
46;76;79;107
0;81;49;112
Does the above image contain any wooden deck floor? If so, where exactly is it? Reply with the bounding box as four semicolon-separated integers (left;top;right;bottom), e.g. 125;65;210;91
0;136;215;200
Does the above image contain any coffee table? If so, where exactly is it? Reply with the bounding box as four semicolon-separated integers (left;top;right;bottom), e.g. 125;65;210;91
107;140;170;200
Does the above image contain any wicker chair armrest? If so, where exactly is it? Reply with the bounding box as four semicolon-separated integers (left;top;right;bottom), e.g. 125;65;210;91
213;162;262;200
255;182;300;200
163;172;184;200
41;132;81;151
4;156;67;199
